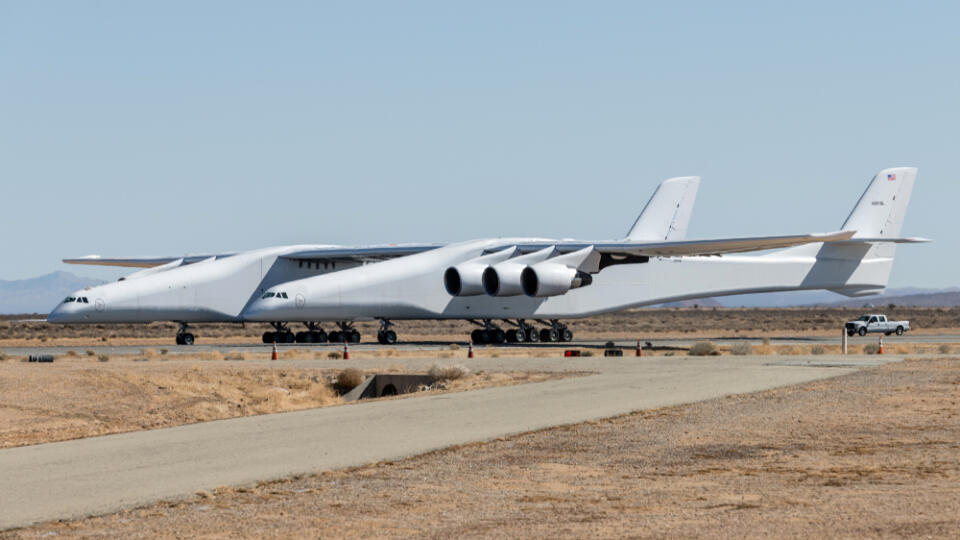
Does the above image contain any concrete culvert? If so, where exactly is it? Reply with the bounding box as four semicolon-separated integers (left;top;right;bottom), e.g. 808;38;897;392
380;384;398;397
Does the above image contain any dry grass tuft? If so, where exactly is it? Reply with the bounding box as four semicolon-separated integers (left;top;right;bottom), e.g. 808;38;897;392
863;343;880;355
141;348;158;358
688;341;719;356
938;344;952;354
449;343;461;351
429;364;471;382
65;350;78;357
730;342;752;356
327;351;343;360
0;352;7;362
85;350;96;357
811;345;826;355
334;368;366;393
97;355;109;362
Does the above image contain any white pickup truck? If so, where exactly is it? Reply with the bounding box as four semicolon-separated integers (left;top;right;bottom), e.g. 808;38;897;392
845;314;910;337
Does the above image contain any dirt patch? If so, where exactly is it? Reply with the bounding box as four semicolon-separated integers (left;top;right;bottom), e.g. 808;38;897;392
0;359;568;449
6;357;958;538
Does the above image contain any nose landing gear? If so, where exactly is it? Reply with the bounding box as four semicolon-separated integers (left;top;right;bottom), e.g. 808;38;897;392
377;319;398;345
175;322;195;346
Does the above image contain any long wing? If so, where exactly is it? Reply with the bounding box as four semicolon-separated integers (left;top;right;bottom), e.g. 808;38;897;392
62;254;234;268
510;230;856;259
281;244;445;263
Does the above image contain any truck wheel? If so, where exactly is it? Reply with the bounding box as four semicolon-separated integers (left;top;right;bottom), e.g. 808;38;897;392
858;327;867;337
896;326;904;336
846;331;854;337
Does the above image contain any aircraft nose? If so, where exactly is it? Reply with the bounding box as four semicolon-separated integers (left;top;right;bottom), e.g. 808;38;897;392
47;302;78;323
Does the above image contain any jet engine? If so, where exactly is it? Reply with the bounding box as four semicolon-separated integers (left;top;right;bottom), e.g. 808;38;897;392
443;264;486;296
482;246;557;297
520;262;593;297
444;247;518;296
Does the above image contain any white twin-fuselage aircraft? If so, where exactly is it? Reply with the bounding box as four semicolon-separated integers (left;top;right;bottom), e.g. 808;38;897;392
49;167;927;346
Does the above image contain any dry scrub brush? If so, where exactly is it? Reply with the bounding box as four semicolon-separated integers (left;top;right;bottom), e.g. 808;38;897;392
688;341;719;356
730;342;752;356
428;364;471;382
334;368;366;394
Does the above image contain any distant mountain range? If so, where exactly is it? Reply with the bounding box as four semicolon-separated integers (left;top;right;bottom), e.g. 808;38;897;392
0;272;107;315
0;272;957;315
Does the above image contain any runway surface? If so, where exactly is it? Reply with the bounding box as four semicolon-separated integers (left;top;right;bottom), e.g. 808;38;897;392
0;352;901;530
2;332;957;358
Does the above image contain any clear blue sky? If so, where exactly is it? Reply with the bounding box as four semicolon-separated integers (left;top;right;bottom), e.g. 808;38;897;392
1;1;956;287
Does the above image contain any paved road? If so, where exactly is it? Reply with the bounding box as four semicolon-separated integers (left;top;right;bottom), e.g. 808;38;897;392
0;353;900;530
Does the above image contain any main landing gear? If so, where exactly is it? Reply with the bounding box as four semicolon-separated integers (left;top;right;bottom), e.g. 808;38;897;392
263;322;295;344
468;319;573;344
295;322;328;344
377;319;398;345
328;321;361;344
175;322;195;345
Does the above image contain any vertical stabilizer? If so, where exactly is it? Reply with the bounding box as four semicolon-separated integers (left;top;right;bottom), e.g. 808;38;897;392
842;167;917;239
626;176;700;241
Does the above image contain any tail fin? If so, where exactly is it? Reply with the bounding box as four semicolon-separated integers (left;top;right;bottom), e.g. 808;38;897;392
783;167;922;297
842;167;917;239
626;176;700;241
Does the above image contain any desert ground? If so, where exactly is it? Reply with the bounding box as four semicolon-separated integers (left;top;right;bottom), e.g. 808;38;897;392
3;356;957;538
3;307;960;347
0;351;570;449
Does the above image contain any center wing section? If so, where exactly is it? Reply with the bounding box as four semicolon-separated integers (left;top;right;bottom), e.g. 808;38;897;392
280;243;445;264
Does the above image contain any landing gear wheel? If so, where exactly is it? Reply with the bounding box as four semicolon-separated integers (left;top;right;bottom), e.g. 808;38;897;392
506;329;520;343
491;329;506;344
858;327;867;337
470;329;483;344
896;326;904;336
311;331;327;343
295;331;307;343
540;328;559;342
560;328;573;342
378;330;397;345
262;331;276;344
349;330;361;344
526;328;539;342
282;331;295;343
329;331;342;343
181;333;195;346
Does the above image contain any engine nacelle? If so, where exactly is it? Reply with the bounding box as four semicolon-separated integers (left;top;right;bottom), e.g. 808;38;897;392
520;262;593;297
443;264;487;296
482;262;526;297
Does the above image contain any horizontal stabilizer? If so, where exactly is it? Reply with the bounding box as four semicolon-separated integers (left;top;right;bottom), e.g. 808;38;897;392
832;236;931;244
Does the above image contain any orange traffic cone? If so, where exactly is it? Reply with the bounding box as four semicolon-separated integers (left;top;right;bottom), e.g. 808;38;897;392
636;339;643;357
343;341;350;360
878;335;884;355
468;341;474;358
271;341;279;361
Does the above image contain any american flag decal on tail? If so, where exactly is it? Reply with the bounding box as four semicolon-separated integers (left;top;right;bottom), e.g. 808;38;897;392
887;173;896;181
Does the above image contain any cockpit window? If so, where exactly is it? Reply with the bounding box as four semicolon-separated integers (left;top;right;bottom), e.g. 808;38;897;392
261;292;276;299
63;297;76;303
280;292;288;299
81;297;89;303
261;291;289;299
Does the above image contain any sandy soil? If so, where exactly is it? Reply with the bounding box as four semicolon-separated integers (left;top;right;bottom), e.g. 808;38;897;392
3;307;959;347
0;356;567;449
5;356;957;539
